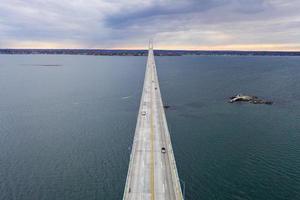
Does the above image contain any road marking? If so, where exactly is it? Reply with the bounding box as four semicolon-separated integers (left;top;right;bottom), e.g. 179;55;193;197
150;59;155;200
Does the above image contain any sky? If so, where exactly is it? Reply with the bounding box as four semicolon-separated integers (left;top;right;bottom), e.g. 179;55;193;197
1;0;300;50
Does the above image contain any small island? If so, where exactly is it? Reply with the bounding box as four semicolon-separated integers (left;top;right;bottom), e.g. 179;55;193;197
229;94;273;105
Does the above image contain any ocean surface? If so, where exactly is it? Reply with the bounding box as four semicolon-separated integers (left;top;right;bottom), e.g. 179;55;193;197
0;54;299;200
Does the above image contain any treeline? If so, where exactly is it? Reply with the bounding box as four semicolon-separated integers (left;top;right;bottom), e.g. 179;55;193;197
1;49;300;56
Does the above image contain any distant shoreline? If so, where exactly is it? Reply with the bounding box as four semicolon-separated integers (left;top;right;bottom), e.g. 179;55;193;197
1;49;300;56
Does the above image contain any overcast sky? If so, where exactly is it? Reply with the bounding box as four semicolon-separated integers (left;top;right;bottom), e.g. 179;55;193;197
1;0;300;50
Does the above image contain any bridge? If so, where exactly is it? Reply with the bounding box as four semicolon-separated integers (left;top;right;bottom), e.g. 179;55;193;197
123;43;184;200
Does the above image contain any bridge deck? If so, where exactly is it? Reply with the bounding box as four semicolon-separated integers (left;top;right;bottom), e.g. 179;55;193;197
123;47;183;200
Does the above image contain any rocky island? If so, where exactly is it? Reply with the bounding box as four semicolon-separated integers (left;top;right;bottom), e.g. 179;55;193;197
229;94;273;105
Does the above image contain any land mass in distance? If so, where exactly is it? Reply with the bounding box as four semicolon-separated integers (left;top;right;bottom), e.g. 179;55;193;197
1;49;300;56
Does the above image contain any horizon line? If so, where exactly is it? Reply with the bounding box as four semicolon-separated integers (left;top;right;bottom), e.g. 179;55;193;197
1;48;300;52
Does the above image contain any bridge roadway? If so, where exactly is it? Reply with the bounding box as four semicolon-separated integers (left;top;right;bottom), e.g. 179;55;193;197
123;46;183;200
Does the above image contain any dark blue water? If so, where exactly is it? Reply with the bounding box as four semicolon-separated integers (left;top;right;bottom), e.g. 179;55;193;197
0;55;300;200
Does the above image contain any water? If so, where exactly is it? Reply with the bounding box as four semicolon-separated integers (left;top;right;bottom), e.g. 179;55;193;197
0;55;300;200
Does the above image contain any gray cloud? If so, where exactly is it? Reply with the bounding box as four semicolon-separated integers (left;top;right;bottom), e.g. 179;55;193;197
104;0;228;28
0;0;300;50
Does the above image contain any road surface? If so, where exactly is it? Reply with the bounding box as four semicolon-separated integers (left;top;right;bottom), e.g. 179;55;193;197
123;45;183;200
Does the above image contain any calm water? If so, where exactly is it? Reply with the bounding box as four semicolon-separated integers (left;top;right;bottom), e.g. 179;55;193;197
0;54;300;200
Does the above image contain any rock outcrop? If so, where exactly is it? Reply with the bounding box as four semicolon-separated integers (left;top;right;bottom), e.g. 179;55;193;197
229;94;273;105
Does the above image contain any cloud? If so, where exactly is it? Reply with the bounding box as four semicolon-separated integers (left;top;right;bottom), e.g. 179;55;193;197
0;0;300;50
104;0;227;28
